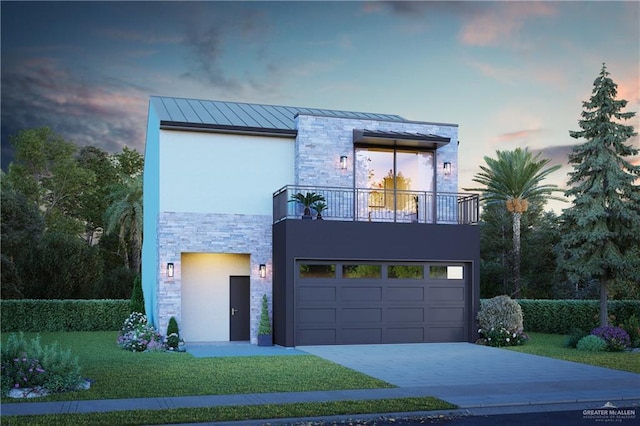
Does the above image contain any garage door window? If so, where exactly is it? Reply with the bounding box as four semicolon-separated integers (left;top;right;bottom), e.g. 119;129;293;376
388;265;424;279
299;264;336;278
343;264;382;279
429;265;464;280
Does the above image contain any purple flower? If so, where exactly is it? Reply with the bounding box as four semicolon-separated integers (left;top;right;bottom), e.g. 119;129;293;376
591;326;630;351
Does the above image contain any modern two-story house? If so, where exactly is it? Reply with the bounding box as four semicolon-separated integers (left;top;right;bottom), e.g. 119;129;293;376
143;96;480;347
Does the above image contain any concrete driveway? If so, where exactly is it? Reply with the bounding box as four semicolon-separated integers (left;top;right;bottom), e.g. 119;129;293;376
299;343;640;408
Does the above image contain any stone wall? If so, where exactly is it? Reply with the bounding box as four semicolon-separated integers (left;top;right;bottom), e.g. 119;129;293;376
294;114;458;191
155;212;272;343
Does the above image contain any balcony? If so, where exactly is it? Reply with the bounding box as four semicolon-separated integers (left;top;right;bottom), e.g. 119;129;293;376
273;185;479;225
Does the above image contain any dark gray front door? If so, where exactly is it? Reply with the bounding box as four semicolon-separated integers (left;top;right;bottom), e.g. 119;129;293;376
229;276;250;341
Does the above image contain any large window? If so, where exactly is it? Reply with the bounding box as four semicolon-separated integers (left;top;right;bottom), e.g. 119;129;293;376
355;147;434;221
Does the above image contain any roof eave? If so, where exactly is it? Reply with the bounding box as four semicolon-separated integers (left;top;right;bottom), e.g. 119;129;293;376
159;121;297;137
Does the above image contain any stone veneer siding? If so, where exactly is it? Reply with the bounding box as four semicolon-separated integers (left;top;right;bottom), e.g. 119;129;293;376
294;114;459;194
156;212;272;343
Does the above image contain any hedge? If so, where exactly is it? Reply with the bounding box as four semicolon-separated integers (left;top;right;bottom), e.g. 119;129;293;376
480;299;640;334
1;300;131;332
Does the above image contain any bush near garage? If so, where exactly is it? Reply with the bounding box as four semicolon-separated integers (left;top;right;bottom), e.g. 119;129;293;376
477;295;529;347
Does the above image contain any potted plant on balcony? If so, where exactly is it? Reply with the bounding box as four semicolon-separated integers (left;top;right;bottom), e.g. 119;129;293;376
289;192;325;219
311;201;327;220
257;294;273;346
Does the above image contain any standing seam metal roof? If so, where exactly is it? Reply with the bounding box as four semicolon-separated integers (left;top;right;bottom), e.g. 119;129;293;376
150;96;407;132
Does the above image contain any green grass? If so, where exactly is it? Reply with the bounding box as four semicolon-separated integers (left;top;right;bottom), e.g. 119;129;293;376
1;332;455;425
2;397;456;425
1;332;393;402
4;331;637;425
505;332;640;374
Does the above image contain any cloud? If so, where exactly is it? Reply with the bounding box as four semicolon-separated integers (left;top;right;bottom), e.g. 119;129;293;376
1;57;148;169
97;27;183;45
495;129;545;144
530;144;574;167
459;2;556;47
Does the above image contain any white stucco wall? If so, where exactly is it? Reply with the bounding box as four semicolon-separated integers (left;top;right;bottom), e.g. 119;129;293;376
181;253;250;342
159;130;295;214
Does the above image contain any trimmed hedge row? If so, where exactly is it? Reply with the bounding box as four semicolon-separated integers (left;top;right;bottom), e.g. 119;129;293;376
516;300;640;334
1;300;130;332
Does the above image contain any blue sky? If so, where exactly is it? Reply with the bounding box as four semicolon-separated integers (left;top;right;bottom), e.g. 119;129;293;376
2;1;638;212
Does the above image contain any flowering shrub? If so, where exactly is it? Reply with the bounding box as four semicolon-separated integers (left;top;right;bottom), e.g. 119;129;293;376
591;326;630;352
479;327;529;347
1;332;83;396
117;313;163;352
121;312;148;333
477;295;524;334
1;354;47;392
165;333;180;350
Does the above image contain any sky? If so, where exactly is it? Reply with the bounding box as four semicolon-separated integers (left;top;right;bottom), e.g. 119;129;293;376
1;1;639;213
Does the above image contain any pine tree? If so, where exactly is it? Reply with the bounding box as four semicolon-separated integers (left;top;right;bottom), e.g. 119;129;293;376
557;64;640;327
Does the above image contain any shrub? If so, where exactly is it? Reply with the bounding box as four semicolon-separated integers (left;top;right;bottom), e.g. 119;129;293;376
477;295;524;333
564;328;589;348
517;299;640;334
258;294;272;335
117;312;163;352
576;335;607;352
165;317;181;350
591;326;630;352
619;315;640;348
1;332;83;396
130;275;145;314
480;327;529;347
1;300;130;332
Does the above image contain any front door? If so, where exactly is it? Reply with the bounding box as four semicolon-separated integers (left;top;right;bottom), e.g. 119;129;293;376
229;276;250;341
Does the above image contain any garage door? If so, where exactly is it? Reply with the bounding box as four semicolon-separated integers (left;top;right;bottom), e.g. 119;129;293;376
295;261;467;345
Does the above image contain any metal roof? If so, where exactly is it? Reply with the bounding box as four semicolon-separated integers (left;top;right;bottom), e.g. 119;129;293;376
353;129;451;149
150;96;407;134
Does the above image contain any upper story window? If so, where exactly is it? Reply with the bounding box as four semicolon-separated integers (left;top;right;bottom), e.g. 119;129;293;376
355;147;434;221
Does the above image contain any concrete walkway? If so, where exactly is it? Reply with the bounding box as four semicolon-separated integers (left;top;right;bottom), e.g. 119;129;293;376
1;343;639;418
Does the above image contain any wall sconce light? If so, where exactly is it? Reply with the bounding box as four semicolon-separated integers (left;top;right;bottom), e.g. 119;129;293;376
340;155;348;170
259;264;267;278
443;162;452;176
167;263;174;278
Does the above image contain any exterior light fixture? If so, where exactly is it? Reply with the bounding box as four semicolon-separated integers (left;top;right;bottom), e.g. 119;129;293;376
259;264;267;278
167;263;174;278
443;162;452;176
340;155;348;170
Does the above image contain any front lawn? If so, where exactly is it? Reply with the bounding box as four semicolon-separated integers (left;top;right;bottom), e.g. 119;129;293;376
1;397;455;426
1;332;392;402
506;332;640;374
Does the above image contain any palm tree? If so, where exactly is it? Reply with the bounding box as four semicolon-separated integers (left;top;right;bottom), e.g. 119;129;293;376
289;192;325;217
104;175;143;273
465;148;563;298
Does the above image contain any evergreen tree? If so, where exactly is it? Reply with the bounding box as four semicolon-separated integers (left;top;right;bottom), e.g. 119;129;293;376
557;64;640;327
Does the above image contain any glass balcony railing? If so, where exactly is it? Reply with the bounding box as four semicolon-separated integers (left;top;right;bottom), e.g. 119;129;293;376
273;185;479;225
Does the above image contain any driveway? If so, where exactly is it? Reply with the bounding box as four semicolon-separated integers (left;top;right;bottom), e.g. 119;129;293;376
299;343;640;408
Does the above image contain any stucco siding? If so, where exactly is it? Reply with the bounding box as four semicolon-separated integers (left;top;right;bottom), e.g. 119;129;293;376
159;130;295;214
181;253;250;342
